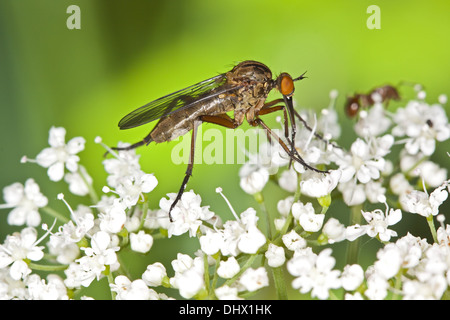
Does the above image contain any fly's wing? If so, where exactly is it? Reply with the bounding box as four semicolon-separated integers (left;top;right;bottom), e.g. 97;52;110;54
118;74;239;129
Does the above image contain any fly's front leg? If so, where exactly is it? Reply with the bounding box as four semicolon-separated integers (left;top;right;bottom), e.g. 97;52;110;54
259;99;289;144
293;109;341;150
259;100;295;167
253;117;328;174
262;99;341;150
168;119;201;222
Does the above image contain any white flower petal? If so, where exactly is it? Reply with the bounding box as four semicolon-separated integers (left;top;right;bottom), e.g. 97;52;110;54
66;137;86;154
142;263;167;287
299;213;325;232
0;252;13;268
140;174;158;193
47;162;65;181
386;209;402;226
130;231;153;254
237;226;266;254
3;182;24;205
36;147;58;168
48;127;66;148
239;267;269;292
341;264;364;291
217;257;240;279
91;231;111;252
10;260;31;280
265;244;285;267
65;155;80;172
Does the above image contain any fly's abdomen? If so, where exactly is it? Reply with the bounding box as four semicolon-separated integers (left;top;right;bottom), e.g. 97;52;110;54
150;97;236;143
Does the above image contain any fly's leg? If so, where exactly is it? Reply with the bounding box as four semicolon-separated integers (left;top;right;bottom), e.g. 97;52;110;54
259;102;294;166
262;98;341;149
168;119;201;222
199;114;241;129
259;102;289;144
292;109;341;150
252;116;328;174
201;109;327;173
168;114;240;221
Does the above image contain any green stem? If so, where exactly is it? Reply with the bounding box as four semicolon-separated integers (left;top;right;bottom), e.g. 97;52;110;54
255;192;273;240
118;227;129;247
391;269;403;300
29;262;68;272
209;253;221;299
426;215;438;243
41;206;69;223
271;266;288;300
224;254;259;287
79;165;99;204
272;171;301;242
320;204;329;215
346;204;363;265
278;215;293;241
104;265;116;300
116;252;132;279
137;201;149;231
204;253;210;297
293;172;302;203
328;290;340;300
442;289;450;300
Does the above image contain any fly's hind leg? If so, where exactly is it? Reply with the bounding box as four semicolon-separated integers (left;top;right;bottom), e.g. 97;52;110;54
168;120;201;222
253;116;328;174
168;114;241;221
258;100;294;166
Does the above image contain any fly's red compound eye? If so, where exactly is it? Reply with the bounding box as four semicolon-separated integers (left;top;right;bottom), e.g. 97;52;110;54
280;75;294;96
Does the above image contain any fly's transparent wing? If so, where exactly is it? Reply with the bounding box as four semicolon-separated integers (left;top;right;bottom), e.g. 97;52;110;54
118;74;238;129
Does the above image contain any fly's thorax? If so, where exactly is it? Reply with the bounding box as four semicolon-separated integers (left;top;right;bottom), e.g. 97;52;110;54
227;60;273;86
234;86;268;112
226;61;274;112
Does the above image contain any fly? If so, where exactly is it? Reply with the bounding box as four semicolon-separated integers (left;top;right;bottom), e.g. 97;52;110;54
111;60;328;221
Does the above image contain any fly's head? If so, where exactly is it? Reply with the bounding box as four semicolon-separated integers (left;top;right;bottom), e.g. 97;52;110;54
274;71;307;97
274;71;307;121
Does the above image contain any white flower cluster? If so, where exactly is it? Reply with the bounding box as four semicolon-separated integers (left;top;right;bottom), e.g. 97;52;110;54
0;87;449;300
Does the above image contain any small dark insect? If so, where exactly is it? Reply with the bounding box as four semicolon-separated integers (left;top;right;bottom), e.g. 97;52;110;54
111;60;328;221
345;85;400;118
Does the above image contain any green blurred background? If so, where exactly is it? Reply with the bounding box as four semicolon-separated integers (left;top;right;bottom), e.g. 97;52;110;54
0;0;449;299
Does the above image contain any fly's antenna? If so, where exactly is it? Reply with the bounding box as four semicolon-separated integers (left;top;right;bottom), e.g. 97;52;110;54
293;71;308;82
